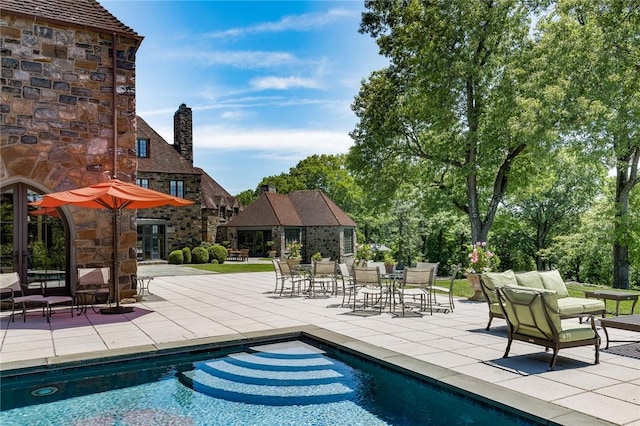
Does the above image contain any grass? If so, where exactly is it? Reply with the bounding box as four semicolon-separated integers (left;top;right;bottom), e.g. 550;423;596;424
566;283;638;316
450;278;637;316
186;263;275;273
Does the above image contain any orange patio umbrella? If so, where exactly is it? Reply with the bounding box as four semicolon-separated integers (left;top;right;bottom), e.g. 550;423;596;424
29;206;61;217
30;179;194;314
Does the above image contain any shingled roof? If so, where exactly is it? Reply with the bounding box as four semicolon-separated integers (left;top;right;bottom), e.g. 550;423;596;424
196;167;239;211
136;116;197;175
227;190;356;227
1;0;142;40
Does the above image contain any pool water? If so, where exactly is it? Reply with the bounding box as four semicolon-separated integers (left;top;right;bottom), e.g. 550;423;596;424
0;340;538;425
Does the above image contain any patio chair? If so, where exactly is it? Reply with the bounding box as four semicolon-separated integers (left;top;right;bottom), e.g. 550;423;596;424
352;266;386;314
239;249;249;261
271;259;282;294
430;264;461;313
416;262;439;277
397;267;433;316
338;263;358;307
76;267;111;313
308;260;337;298
276;260;308;297
366;261;387;274
496;286;600;370
1;272;73;322
1;272;47;322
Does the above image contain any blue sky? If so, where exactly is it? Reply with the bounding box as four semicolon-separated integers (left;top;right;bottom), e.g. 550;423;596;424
100;0;387;194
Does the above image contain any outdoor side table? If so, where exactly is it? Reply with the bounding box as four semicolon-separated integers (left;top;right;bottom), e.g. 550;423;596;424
599;315;640;349
583;290;639;316
137;276;154;296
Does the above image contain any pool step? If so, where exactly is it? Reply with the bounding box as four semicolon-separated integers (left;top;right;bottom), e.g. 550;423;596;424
179;341;356;405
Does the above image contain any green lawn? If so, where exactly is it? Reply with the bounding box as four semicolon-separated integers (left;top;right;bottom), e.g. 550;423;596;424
187;263;275;273
450;278;638;316
566;283;638;316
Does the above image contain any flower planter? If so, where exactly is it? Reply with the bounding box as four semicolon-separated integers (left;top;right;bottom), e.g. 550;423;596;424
466;273;485;301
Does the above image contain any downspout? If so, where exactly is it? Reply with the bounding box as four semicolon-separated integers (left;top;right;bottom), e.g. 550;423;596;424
112;32;118;179
112;32;118;301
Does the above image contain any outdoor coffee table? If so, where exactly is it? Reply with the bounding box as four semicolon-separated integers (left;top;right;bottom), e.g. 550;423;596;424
583;290;639;316
599;314;640;349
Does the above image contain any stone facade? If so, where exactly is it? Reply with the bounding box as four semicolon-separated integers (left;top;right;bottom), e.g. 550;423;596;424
0;5;142;290
135;171;202;250
303;226;344;262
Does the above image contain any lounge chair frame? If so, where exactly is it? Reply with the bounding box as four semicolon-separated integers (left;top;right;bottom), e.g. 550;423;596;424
497;286;600;370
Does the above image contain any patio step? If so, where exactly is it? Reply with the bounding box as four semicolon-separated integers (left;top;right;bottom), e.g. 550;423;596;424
178;341;355;405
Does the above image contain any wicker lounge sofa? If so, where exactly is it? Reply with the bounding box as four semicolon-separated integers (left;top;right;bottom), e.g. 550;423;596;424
480;269;606;330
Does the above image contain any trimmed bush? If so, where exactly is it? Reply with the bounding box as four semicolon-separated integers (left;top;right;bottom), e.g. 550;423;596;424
182;246;192;264
208;244;227;264
168;249;184;264
192;246;209;264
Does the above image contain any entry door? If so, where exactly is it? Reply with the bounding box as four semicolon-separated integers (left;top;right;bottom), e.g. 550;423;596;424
0;183;68;292
137;224;166;260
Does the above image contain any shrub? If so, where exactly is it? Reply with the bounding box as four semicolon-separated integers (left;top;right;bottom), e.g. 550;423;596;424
168;250;184;264
192;246;209;264
182;246;192;264
208;244;227;264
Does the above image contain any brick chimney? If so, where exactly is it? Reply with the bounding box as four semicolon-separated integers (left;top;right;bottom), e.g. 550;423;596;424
174;103;193;165
260;184;276;194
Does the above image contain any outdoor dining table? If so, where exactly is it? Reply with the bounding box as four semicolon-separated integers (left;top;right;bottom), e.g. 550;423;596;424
381;271;405;313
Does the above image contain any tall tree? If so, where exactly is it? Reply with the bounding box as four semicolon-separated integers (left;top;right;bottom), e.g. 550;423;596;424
504;149;606;269
541;1;640;288
350;0;553;245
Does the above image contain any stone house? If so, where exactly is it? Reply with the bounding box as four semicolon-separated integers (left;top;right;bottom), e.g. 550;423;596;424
1;0;239;297
224;188;356;262
135;104;239;260
1;0;143;293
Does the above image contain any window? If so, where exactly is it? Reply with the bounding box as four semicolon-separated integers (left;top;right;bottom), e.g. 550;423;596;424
343;227;354;254
284;228;300;246
169;180;184;198
136;178;149;188
135;138;149;158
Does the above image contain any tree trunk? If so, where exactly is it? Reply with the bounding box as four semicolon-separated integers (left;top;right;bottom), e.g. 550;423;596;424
612;243;629;289
612;169;631;289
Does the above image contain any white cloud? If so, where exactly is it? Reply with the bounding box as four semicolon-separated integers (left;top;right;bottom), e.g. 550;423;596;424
161;49;302;69
250;76;320;90
205;8;357;39
147;122;353;158
194;125;352;155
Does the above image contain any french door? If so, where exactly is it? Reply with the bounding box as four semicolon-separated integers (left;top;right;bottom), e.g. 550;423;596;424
0;182;68;292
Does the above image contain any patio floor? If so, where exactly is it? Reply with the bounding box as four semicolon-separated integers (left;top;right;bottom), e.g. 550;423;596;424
1;266;639;425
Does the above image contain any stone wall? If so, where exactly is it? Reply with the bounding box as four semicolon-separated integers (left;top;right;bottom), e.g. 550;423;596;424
304;226;342;262
0;14;140;287
135;171;202;250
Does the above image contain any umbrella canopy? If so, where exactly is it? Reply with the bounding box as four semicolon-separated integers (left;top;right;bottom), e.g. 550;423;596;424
29;207;61;217
32;179;194;210
30;179;194;314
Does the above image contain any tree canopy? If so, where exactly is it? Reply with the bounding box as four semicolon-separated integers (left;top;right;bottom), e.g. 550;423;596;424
350;0;556;244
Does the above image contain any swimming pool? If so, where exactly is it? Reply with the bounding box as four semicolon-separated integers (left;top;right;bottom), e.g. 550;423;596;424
0;337;545;425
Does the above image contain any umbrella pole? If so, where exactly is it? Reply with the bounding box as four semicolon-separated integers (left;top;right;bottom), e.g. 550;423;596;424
100;209;133;314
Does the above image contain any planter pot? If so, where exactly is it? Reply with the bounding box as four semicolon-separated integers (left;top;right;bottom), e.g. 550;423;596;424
286;258;301;268
466;273;485;301
385;263;394;274
268;251;277;258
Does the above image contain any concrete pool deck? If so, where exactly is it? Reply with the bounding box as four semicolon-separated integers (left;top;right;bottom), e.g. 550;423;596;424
1;264;639;425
